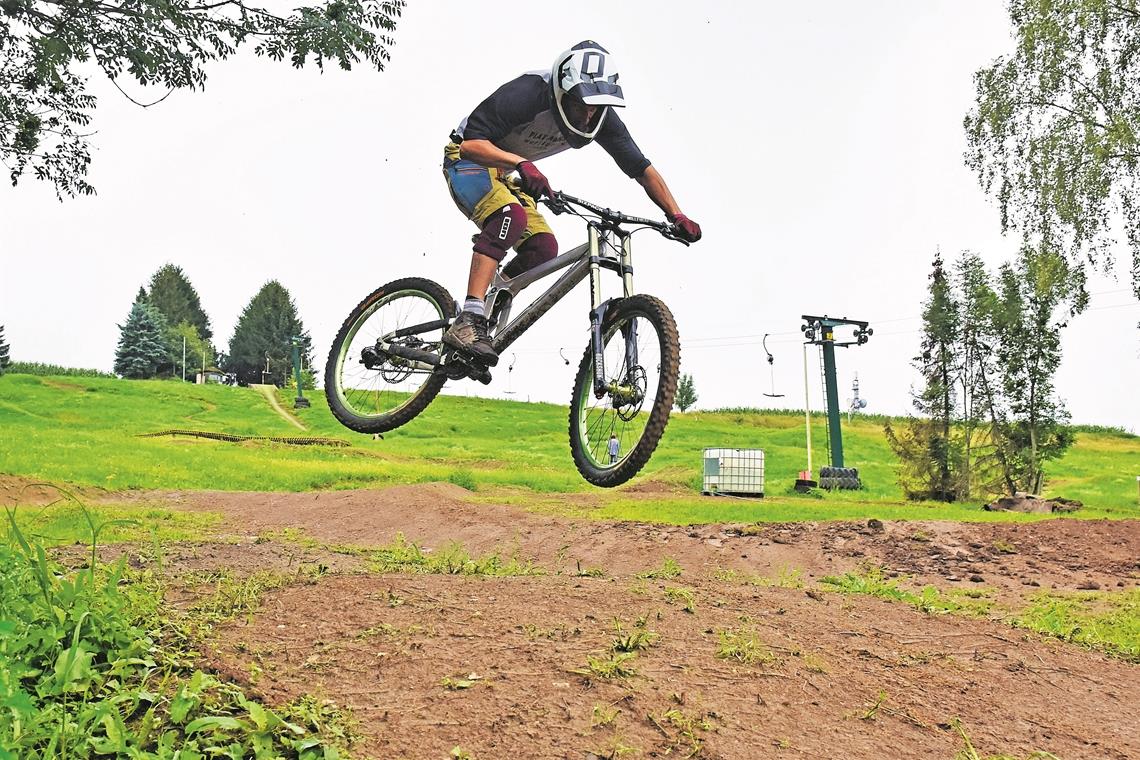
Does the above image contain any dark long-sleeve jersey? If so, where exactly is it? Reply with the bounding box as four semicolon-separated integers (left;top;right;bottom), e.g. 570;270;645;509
452;70;652;178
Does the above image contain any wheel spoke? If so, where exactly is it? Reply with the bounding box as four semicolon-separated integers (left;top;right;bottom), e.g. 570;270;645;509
575;310;663;471
335;289;445;420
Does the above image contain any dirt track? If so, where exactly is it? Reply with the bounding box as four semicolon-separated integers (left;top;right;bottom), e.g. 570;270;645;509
111;483;1139;760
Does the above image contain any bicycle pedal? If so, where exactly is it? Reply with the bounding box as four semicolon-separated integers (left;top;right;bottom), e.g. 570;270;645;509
470;367;492;385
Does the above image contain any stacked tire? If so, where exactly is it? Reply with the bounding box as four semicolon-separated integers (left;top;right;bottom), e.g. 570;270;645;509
819;466;861;490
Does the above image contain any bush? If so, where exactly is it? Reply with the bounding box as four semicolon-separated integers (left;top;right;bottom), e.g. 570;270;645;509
4;362;115;378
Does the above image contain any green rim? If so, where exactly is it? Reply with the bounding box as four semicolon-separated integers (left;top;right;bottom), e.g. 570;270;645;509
574;312;661;470
334;288;445;419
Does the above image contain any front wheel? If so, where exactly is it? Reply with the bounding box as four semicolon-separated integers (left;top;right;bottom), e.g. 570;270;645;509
325;277;455;434
568;295;680;487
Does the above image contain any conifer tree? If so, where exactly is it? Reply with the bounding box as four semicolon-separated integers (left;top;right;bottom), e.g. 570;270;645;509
885;253;963;501
0;325;10;375
227;281;312;386
114;302;172;379
916;252;961;498
146;264;213;341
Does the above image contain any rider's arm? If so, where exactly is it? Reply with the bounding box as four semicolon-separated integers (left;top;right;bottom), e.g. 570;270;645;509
459;139;528;171
636;165;683;218
458;75;547;170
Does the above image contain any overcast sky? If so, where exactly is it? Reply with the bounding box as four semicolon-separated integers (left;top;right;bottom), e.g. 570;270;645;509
1;1;1137;431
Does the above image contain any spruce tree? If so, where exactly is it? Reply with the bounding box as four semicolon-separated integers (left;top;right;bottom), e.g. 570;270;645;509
0;325;10;375
885;253;963;501
114;302;172;379
227;281;312;386
916;252;962;499
146;264;213;341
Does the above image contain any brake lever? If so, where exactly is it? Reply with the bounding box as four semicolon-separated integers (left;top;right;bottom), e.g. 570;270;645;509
544;193;568;215
663;227;692;247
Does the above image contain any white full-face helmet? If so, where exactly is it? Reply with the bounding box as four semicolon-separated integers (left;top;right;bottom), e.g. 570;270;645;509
552;41;625;141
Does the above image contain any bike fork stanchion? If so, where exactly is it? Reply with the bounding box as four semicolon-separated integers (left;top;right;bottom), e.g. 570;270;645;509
588;223;609;397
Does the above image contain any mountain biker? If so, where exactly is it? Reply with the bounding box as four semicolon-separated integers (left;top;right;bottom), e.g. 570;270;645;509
442;40;702;367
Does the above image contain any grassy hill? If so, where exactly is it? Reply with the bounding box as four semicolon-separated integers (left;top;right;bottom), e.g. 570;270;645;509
1;374;1137;524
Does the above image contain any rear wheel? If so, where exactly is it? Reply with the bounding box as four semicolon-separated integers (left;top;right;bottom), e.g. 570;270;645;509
568;295;680;487
325;277;455;434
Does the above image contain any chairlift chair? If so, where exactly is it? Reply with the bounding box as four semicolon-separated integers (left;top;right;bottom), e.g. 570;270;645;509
762;334;785;398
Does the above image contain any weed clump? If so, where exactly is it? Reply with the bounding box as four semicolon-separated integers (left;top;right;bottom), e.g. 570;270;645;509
367;533;543;577
715;628;778;666
0;500;350;758
1012;588;1139;662
638;557;683;580
819;566;994;616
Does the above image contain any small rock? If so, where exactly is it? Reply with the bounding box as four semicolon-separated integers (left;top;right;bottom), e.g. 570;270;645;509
969;574;984;583
1076;580;1101;591
867;519;884;532
945;575;960;582
805;590;825;602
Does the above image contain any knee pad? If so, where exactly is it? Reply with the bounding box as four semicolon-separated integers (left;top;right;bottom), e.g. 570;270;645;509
472;204;527;261
503;232;558;278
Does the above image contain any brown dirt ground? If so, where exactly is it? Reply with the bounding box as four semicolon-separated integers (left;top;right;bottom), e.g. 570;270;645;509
50;482;1140;757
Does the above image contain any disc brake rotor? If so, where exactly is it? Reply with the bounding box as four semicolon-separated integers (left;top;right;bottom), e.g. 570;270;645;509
359;336;431;384
610;365;647;422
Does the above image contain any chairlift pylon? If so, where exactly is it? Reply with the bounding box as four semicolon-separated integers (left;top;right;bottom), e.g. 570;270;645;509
762;334;785;398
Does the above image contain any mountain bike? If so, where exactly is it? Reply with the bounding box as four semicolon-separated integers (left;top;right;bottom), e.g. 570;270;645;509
324;191;689;487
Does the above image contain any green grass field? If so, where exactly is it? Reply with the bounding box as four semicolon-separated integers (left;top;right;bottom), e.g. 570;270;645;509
1;374;1137;524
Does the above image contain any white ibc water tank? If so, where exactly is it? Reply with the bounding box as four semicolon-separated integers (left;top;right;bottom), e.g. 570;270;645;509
702;448;765;497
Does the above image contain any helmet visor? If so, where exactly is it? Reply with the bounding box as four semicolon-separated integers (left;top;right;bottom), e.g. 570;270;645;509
569;80;625;107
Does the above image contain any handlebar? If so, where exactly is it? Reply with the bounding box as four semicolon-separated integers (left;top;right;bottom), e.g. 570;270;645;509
541;191;691;246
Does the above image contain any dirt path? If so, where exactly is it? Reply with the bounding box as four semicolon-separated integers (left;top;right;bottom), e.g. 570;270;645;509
120;483;1140;760
250;383;307;430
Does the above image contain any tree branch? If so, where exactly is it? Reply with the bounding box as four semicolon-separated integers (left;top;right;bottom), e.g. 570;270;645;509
1107;2;1140;21
1016;100;1110;131
105;75;176;108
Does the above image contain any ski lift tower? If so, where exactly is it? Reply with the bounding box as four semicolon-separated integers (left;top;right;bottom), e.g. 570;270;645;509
800;315;872;470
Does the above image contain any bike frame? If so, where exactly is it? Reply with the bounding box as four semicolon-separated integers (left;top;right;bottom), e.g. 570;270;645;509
374;193;679;395
484;221;637;396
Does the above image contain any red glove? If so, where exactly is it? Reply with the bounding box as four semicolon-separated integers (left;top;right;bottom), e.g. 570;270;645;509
669;213;702;242
516;161;553;199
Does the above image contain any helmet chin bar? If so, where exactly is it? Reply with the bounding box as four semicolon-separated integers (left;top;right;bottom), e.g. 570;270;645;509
555;90;609;140
552;42;624;141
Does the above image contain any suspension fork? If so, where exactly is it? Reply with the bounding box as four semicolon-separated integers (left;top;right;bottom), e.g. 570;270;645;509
619;233;639;373
589;227;639;398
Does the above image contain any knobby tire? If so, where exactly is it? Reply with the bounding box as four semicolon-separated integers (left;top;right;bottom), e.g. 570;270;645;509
324;277;454;434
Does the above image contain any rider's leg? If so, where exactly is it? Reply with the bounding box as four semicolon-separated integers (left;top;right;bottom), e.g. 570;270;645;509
502;232;558;278
444;203;527;366
463;254;499;316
